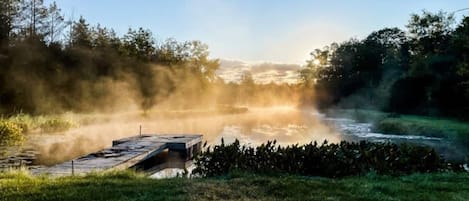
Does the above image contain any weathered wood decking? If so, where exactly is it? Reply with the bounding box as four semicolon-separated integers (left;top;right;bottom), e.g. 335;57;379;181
34;134;202;176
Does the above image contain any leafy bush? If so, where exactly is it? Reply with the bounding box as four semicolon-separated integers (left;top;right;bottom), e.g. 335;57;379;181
0;120;24;146
193;140;460;178
4;113;36;134
39;119;78;133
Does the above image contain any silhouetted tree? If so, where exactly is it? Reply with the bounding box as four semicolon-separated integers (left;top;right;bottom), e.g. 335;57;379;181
44;1;64;44
69;16;92;48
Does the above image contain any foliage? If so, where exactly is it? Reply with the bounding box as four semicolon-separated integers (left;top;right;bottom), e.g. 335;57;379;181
1;170;468;201
1;114;79;134
301;11;469;119
193;139;457;178
0;120;24;146
39;118;77;133
0;0;224;114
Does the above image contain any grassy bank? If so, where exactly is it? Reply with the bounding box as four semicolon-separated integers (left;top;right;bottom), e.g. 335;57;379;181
370;113;469;151
328;109;469;146
1;114;78;134
373;115;469;139
1;171;468;201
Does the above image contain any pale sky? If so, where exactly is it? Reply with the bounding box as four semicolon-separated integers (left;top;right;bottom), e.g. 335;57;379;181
47;0;468;64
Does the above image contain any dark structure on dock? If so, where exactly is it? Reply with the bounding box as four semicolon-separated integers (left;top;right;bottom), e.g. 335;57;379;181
35;134;203;176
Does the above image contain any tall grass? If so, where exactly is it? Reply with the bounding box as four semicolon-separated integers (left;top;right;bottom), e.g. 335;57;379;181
0;113;78;134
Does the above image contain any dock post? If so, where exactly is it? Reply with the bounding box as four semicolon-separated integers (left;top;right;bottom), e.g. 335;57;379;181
139;125;142;137
72;160;74;176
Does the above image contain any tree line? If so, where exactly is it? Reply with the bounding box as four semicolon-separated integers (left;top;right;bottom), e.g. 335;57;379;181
0;0;305;115
0;0;226;114
301;11;469;119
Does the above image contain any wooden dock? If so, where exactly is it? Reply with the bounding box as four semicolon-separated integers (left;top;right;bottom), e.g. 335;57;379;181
33;134;202;176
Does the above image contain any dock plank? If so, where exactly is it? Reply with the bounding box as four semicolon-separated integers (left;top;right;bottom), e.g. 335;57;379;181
33;134;202;176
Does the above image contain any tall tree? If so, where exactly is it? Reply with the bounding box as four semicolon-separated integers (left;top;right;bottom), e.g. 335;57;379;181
186;40;219;81
452;16;469;112
123;27;155;61
69;16;92;48
407;10;455;55
44;1;64;44
18;0;49;39
0;0;20;45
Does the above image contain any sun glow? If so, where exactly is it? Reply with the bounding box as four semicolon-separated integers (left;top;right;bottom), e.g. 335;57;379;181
313;59;320;65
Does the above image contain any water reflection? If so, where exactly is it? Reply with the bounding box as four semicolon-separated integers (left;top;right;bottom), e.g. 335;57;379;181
26;107;464;165
29;107;340;165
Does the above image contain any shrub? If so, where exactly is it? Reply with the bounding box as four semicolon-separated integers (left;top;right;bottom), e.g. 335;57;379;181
5;113;35;134
0;120;24;146
193;140;457;178
39;118;77;133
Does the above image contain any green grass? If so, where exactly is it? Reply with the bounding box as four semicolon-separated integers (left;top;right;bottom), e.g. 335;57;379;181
372;115;469;153
373;115;469;139
329;109;469;162
329;109;469;147
0;170;187;201
1;170;469;201
325;109;387;123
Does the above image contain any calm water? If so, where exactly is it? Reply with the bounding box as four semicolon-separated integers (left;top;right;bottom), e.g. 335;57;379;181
23;107;463;165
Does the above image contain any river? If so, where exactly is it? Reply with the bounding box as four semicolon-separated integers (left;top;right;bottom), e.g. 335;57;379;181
2;107;465;170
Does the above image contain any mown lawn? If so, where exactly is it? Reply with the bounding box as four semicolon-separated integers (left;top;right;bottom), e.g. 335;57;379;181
1;171;468;201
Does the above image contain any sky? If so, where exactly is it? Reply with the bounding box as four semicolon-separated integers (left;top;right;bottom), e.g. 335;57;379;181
46;0;468;65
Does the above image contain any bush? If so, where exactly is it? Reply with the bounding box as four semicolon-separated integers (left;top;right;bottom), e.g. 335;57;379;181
0;120;24;146
193;140;458;178
39;118;77;133
5;113;35;134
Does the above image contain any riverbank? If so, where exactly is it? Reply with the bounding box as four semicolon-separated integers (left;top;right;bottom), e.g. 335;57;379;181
1;170;468;201
326;109;469;145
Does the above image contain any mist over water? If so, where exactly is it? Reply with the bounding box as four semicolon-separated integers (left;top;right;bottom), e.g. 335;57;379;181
28;106;341;165
26;106;467;166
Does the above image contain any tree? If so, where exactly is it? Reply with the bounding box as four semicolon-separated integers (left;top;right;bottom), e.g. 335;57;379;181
0;0;20;45
154;38;190;65
69;16;92;48
123;27;155;61
44;1;64;44
17;0;49;39
301;47;332;87
360;28;408;85
186;40;219;81
451;16;469;115
407;10;455;54
452;16;469;78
